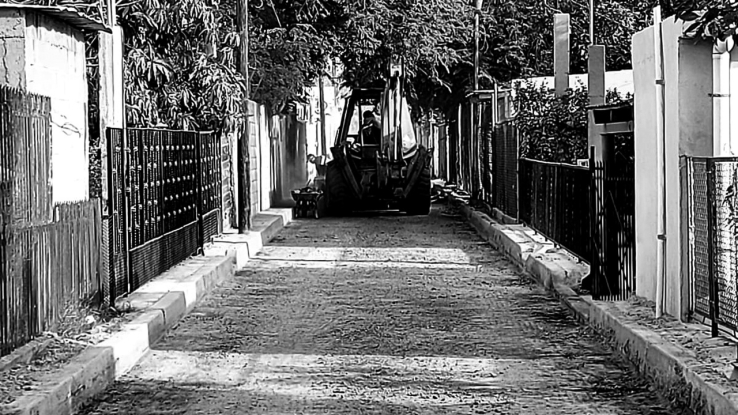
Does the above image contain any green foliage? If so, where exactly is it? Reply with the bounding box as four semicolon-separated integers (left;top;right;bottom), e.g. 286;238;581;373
9;0;653;129
511;0;656;77
513;81;632;164
337;0;654;116
669;1;738;42
119;0;246;131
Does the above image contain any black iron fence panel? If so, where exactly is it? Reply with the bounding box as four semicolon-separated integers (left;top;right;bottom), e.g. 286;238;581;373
491;122;519;218
590;151;636;301
106;128;128;302
519;158;590;261
105;128;222;300
129;221;199;291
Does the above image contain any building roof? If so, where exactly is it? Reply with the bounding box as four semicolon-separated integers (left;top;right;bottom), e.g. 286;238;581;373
0;4;110;33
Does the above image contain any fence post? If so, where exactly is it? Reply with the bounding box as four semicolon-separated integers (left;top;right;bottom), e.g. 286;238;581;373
122;128;131;295
707;159;719;337
589;146;597;295
554;162;561;246
195;133;204;250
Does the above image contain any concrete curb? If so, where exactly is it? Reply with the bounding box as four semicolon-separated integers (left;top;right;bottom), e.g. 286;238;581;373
4;208;293;415
454;198;738;415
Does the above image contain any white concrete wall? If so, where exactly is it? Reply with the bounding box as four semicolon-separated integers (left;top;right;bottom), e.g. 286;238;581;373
23;12;88;204
257;104;271;212
731;48;738;150
513;70;635;96
632;17;713;319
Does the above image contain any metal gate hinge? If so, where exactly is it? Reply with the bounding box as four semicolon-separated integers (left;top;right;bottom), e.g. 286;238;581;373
709;93;731;98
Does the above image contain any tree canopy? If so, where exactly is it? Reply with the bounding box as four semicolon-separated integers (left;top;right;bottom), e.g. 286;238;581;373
6;0;656;125
669;1;738;43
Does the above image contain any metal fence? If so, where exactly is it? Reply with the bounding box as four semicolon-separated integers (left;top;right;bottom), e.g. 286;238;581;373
589;150;636;300
519;158;590;261
105;128;222;304
490;122;519;219
684;156;738;336
0;86;103;356
454;94;518;219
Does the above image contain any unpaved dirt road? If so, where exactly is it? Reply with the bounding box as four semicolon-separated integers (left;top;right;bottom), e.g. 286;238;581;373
78;206;686;414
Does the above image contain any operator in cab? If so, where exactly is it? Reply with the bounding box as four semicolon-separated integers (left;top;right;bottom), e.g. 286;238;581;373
361;110;381;146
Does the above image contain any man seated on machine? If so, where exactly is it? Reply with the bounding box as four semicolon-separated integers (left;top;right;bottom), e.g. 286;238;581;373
361;110;381;146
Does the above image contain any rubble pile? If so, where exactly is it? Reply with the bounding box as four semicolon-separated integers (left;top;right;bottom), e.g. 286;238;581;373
431;180;470;203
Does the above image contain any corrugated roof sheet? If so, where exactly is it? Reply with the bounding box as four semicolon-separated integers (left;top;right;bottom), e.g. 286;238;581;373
0;4;110;33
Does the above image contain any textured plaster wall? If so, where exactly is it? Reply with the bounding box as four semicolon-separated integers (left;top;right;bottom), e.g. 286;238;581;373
23;12;88;203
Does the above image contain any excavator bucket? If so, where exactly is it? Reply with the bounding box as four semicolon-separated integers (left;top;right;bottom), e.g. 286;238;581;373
380;79;418;161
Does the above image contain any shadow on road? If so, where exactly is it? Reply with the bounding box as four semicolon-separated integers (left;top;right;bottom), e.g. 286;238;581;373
76;206;683;415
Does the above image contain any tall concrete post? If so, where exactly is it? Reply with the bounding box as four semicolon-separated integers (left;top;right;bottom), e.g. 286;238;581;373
587;45;606;156
554;14;570;96
588;45;606;106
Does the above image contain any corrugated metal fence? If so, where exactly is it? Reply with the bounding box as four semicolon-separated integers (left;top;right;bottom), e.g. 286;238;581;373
0;86;102;357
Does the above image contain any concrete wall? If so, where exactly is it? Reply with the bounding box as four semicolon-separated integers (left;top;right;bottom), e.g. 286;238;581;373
632;17;713;319
23;12;89;204
512;70;635;96
0;10;26;88
733;49;738;149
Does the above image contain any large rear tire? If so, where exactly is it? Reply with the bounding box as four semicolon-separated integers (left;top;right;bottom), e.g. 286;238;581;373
403;165;431;216
325;162;354;216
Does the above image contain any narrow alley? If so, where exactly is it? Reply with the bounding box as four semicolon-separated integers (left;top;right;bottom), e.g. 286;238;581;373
77;207;684;415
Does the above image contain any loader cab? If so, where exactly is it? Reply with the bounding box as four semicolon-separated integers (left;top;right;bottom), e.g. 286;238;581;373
335;88;383;162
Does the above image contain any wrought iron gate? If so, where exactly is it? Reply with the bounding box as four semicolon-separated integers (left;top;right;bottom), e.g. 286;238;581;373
589;145;636;300
104;128;222;303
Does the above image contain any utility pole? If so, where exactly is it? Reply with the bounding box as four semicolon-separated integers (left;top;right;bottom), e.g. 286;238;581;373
589;0;595;45
473;0;482;90
318;75;327;155
237;0;252;232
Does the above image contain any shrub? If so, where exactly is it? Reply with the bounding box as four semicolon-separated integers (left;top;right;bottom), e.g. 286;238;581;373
513;80;631;164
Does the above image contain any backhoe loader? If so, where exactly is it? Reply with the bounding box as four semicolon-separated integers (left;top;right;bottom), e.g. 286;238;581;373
323;64;432;215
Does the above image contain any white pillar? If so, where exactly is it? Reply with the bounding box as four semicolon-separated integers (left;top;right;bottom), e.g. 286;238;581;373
98;26;124;214
730;47;738;153
713;38;733;156
554;14;571;96
588;45;606;106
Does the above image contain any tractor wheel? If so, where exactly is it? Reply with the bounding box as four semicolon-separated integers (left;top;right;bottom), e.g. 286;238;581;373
403;165;432;216
326;162;354;216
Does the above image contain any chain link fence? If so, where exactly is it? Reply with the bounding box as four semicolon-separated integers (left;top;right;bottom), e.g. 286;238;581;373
685;157;738;335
